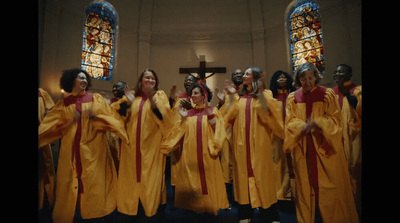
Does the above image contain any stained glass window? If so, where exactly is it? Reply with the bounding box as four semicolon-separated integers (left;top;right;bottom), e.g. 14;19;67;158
82;1;118;81
289;0;325;74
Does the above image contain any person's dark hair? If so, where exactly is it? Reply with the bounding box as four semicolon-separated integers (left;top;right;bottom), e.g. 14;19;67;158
239;67;263;98
189;82;213;102
269;70;297;98
60;68;91;93
293;63;323;88
114;80;127;87
134;68;159;96
337;64;352;75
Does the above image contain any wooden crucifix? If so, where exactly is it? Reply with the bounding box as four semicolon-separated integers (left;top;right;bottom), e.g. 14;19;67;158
179;59;226;83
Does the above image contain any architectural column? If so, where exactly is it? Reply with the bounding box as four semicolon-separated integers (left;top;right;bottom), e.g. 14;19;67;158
137;0;153;75
248;0;266;70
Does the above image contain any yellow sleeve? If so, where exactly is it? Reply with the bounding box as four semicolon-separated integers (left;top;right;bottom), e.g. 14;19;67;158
91;93;129;144
39;88;55;111
160;119;186;154
312;88;343;155
38;100;71;148
223;94;239;129
217;92;229;116
207;107;227;156
254;90;284;139
152;90;174;137
283;92;306;153
350;85;362;129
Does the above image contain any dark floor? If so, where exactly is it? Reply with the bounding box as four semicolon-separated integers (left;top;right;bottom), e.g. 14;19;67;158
39;156;298;223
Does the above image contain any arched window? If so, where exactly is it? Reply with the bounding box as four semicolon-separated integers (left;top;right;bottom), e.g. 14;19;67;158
288;0;325;74
81;1;118;81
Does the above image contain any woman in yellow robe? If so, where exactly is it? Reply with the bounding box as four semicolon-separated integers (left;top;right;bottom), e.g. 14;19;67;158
269;70;297;202
117;69;174;218
38;88;56;212
38;69;129;223
284;63;358;223
224;67;284;222
161;82;229;216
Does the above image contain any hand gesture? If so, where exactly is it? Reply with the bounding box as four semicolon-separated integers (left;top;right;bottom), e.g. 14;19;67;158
169;85;177;99
224;79;236;95
257;75;265;93
214;88;225;104
179;99;193;110
300;120;321;136
124;84;135;105
178;103;188;119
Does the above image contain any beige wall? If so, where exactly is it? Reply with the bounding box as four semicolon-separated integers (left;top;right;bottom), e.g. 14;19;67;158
39;0;361;103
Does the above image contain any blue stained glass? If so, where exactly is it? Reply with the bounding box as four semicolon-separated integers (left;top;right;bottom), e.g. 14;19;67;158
81;1;118;81
289;0;325;74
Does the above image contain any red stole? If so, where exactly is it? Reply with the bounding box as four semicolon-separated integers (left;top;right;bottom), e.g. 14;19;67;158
332;82;358;109
135;95;148;182
294;86;326;202
276;89;288;121
240;93;255;178
64;92;94;194
187;106;213;195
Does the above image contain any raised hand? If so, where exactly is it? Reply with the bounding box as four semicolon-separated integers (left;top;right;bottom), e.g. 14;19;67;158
224;79;236;95
124;84;135;105
214;88;225;104
179;99;193;110
257;75;266;93
178;103;188;120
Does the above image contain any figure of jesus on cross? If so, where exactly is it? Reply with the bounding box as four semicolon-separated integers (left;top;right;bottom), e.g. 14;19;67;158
179;55;226;83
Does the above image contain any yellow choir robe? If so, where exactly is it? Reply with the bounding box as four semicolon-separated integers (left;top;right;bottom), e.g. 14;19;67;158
38;91;129;223
333;81;362;205
169;92;192;186
218;91;236;184
117;90;174;217
38;88;56;210
161;105;229;215
272;89;294;200
283;86;359;223
107;93;133;173
224;89;284;209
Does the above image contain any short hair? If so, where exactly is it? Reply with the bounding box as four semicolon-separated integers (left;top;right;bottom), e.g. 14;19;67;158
59;68;91;93
189;82;213;102
337;64;352;74
293;63;323;88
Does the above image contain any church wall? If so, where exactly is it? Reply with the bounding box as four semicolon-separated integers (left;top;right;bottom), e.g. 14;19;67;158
39;0;141;100
318;0;362;87
39;0;361;101
151;41;254;106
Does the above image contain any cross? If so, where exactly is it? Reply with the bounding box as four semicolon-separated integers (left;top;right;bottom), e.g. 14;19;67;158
179;58;226;83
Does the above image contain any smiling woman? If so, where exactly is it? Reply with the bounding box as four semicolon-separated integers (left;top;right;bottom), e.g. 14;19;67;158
39;68;129;223
59;69;92;93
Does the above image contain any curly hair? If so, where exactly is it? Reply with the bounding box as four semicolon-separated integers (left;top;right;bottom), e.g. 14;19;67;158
269;70;297;98
189;82;213;102
59;69;91;93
